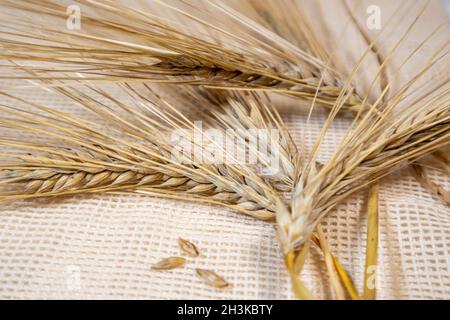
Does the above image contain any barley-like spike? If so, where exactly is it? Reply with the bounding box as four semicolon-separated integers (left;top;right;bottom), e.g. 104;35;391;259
0;87;282;220
178;238;200;257
151;257;186;270
195;269;230;288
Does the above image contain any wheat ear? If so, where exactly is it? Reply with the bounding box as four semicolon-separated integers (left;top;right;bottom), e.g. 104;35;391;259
276;6;449;295
362;184;379;300
0;76;360;298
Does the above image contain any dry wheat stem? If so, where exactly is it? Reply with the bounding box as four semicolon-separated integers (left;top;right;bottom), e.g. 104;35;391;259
0;0;447;300
284;250;315;300
1;64;444;300
279;89;449;254
183;87;360;298
177;87;299;191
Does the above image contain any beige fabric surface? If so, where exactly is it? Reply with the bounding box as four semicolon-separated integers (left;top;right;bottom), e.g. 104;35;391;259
0;0;449;300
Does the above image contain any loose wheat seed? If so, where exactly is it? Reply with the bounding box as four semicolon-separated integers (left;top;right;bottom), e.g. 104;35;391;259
195;269;230;288
178;238;200;257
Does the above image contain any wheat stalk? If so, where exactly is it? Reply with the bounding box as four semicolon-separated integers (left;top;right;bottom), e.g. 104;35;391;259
176;87;299;191
5;46;444;300
0;73;362;298
411;164;450;206
0;0;367;112
0;0;447;300
179;86;365;298
310;233;359;300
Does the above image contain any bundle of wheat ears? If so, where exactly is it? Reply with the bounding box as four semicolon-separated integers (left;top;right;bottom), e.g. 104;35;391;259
0;0;448;300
